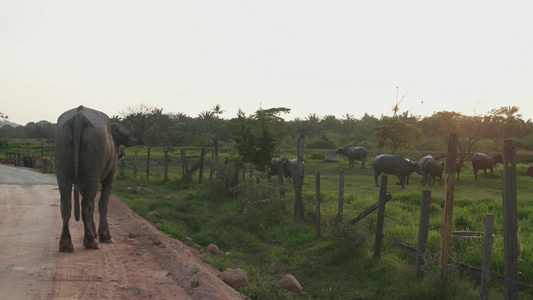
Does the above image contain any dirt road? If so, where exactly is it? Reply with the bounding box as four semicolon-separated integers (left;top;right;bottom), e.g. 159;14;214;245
0;165;244;299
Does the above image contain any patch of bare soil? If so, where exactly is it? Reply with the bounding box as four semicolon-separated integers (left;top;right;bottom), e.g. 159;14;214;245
0;165;244;299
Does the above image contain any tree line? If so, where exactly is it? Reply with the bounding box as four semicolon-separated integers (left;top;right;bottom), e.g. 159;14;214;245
1;105;533;169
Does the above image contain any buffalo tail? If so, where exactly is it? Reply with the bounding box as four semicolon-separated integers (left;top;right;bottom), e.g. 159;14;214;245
74;185;80;221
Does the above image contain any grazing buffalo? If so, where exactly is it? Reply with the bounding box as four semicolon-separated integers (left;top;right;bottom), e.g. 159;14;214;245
55;106;143;252
455;159;464;180
525;165;533;177
270;158;290;179
335;147;367;168
269;158;301;180
418;155;434;185
425;159;444;186
471;153;503;180
372;154;422;189
418;155;444;186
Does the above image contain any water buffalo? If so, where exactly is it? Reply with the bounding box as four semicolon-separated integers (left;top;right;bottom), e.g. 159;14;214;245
525;165;533;177
270;158;290;178
372;154;422;189
335;147;367;168
418;155;434;185
418;155;444;186
269;158;301;180
471;153;503;180
425;159;444;186
55;106;144;252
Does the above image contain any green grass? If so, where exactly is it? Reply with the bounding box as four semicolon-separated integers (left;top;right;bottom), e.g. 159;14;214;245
113;150;533;299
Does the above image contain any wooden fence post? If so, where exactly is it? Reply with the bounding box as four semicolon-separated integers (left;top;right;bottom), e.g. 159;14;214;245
146;148;151;179
164;149;169;181
315;172;321;241
438;133;457;271
210;150;215;180
133;151;138;178
180;149;188;176
338;171;344;218
480;213;494;300
416;190;431;277
199;148;205;184
294;135;305;223
120;158;125;176
277;160;285;197
213;137;219;160
502;139;519;300
374;176;388;259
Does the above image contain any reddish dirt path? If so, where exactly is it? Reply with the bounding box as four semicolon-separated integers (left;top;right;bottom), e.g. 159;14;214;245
0;165;244;299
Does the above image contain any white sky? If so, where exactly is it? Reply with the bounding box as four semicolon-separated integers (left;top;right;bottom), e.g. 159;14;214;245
1;1;533;125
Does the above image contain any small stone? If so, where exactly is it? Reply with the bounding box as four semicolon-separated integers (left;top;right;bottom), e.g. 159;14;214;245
221;268;249;287
278;274;303;293
206;243;220;254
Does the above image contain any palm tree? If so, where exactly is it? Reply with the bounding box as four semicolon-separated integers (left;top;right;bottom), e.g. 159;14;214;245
211;104;226;119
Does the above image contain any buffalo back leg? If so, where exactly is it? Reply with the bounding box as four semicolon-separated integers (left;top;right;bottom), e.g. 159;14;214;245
97;172;115;243
81;184;100;249
394;171;405;189
59;182;74;252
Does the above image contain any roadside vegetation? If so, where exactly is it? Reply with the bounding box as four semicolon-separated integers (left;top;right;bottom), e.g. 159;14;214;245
2;103;533;298
108;146;532;299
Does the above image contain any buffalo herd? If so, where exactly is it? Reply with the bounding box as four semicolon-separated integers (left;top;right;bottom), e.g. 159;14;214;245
270;147;528;189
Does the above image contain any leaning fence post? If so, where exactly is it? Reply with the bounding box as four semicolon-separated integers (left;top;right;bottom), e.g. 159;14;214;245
315;172;321;241
416;190;431;277
374;176;388;259
502;139;519;300
338;171;344;218
480;213;495;300
438;133;457;271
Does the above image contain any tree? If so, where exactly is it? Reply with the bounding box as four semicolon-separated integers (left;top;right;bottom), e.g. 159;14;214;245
233;107;289;172
489;106;522;138
0;111;7;120
120;103;160;142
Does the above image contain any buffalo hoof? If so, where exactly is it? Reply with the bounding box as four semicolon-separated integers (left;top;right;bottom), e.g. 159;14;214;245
99;235;114;243
59;240;74;252
83;239;101;250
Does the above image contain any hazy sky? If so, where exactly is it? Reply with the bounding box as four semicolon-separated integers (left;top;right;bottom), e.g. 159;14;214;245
2;1;533;125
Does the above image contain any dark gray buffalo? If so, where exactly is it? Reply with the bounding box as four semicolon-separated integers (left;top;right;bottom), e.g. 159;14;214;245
418;155;444;186
372;154;422;189
335;147;368;168
471;153;503;180
269;158;300;179
55;106;144;252
424;159;444;186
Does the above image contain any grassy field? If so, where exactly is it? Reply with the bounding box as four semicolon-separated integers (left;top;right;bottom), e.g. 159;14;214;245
111;147;532;299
